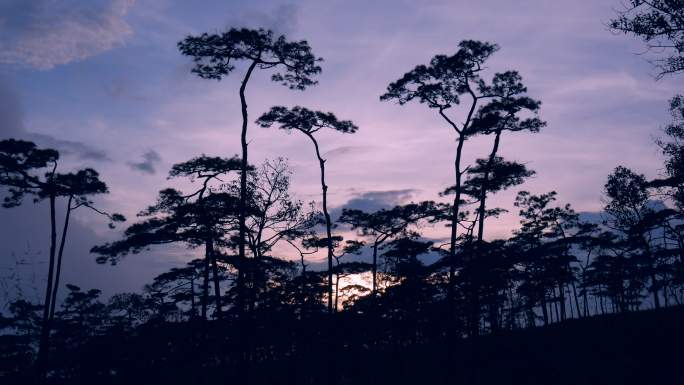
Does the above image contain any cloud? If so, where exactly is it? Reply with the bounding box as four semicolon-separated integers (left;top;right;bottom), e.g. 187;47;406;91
344;189;416;210
30;133;111;162
128;149;161;174
329;189;417;220
324;145;376;158
0;77;110;161
0;0;135;69
226;3;300;35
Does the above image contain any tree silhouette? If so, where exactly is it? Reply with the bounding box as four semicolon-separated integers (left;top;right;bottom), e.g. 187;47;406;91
143;260;204;321
107;292;151;329
464;71;544;241
169;155;242;319
256;106;359;313
47;170;125;324
0;139;121;382
604;166;663;308
462;157;536;242
338;201;436;297
178;29;322;316
4;25;684;385
233;158;321;312
93;155;242;320
377;235;436;344
652;95;684;212
382;40;518;307
512;191;584;324
0;141;59;372
610;0;684;77
50;285;106;366
301;235;366;310
651;96;684;297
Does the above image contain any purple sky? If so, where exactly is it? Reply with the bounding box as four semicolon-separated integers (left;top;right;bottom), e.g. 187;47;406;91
1;0;683;302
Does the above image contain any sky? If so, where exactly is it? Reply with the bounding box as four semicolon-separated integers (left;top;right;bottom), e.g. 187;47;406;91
0;0;683;304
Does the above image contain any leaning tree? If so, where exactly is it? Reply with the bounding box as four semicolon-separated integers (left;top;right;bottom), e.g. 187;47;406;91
178;29;322;312
256;106;359;313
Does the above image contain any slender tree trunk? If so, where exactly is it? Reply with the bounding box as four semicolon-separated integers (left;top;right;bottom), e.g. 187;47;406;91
639;236;661;309
306;133;335;313
300;261;306;316
190;276;196;319
208;237;222;320
372;241;378;297
322;165;334;314
649;264;661;309
526;303;535;328
235;60;259;385
477;130;502;243
201;244;210;320
448;132;466;305
335;271;340;311
37;193;58;382
558;283;566;321
49;196;73;321
553;289;560;322
582;272;590;317
304;132;338;384
663;282;669;307
237;59;258;316
571;281;582;318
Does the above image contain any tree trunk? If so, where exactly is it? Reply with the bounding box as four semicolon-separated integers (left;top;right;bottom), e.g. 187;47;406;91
372;242;378;297
190;276;196;319
571;281;582;318
208;236;222;320
201;244;210;320
306;132;335;314
553;289;560;322
37;193;58;382
49;195;73;321
237;59;258;316
448;133;466;304
639;235;661;309
649;264;661;309
300;256;306;316
335;271;340;311
477;130;502;243
558;283;566;321
235;60;259;385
